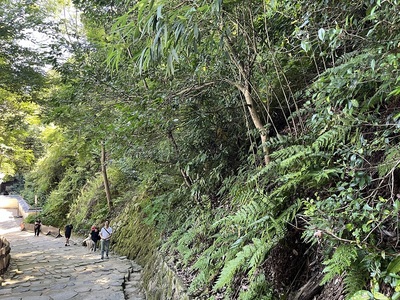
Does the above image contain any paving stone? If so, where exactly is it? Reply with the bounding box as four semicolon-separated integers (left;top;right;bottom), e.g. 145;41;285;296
0;208;146;300
0;288;13;295
73;285;92;293
30;285;48;291
12;286;31;292
50;283;68;290
46;290;78;300
21;296;51;300
21;282;31;287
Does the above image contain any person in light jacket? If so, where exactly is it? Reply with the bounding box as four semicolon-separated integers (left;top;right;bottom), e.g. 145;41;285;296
99;220;113;259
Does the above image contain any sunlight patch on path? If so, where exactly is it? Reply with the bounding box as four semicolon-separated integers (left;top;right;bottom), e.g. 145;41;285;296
0;208;21;235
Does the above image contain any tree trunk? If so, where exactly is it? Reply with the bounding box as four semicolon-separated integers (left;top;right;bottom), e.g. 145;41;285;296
101;142;112;211
224;38;271;166
167;130;193;188
240;83;270;165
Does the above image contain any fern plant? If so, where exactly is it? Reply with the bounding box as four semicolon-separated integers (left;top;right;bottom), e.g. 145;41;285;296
343;252;370;298
321;244;359;285
238;274;273;300
213;237;276;298
189;233;233;296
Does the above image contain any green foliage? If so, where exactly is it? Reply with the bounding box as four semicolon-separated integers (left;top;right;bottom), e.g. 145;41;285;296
0;0;50;93
22;137;68;204
11;0;400;300
67;162;143;230
378;147;400;178
347;252;400;300
0;89;43;177
21;131;98;226
348;290;373;300
321;244;358;285
41;165;92;226
238;274;273;300
67;175;105;229
214;238;272;290
344;260;370;298
24;213;40;224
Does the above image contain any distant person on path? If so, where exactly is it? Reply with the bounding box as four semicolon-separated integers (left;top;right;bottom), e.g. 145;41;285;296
64;224;73;246
100;220;113;259
90;225;100;251
34;219;42;236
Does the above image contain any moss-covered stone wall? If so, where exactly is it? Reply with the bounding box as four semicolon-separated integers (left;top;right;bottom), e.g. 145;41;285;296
111;200;190;299
112;201;158;266
144;250;191;300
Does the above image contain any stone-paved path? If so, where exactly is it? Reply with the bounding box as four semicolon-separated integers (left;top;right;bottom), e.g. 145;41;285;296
0;209;146;300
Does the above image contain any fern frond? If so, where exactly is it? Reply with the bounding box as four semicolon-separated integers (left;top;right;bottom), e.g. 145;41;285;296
313;126;350;152
218;198;267;228
248;238;274;277
321;244;358;285
378;147;400;177
249;199;301;239
160;226;187;252
265;133;296;150
344;261;369;298
238;273;273;300
270;144;309;161
189;240;229;294
335;50;365;65
248;159;280;183
308;168;341;183
214;237;274;292
249;144;313;184
188;271;208;294
214;243;255;290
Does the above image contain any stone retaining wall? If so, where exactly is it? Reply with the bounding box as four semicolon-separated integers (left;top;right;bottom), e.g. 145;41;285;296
0;237;11;276
143;251;191;300
0;195;41;219
0;195;60;238
21;223;62;238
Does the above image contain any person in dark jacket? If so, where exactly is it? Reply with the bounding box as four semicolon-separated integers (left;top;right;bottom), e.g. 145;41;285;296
34;219;42;236
90;225;100;251
64;224;73;246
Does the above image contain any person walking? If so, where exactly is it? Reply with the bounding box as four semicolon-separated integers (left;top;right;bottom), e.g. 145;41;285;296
64;224;73;246
90;225;100;252
34;218;42;236
99;220;112;259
